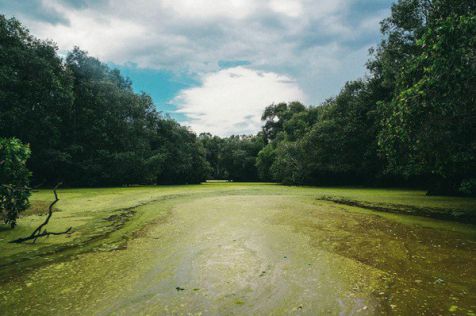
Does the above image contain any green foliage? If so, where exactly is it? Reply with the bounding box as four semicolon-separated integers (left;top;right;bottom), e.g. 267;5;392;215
459;179;476;196
261;101;306;143
0;17;209;186
270;140;307;185
199;133;224;179
256;94;382;186
1;0;475;196
155;119;210;184
255;102;314;183
377;2;476;194
256;144;276;181
200;133;264;181
253;0;475;195
63;48;163;185
0;138;31;227
0;16;74;184
302;81;383;185
220;135;264;181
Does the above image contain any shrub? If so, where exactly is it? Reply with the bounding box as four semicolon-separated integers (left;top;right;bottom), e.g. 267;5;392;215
0;138;31;228
459;179;476;197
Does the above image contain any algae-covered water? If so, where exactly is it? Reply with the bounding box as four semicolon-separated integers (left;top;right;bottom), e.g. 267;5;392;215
0;184;475;315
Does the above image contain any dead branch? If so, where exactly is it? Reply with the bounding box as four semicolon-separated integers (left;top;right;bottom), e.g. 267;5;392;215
10;183;72;244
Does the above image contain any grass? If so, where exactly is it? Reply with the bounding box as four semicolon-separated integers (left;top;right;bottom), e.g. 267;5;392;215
0;183;475;315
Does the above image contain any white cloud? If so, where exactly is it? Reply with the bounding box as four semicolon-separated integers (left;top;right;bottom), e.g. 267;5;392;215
175;67;305;136
18;0;389;82
160;0;258;20
269;0;303;18
4;0;392;128
29;8;147;63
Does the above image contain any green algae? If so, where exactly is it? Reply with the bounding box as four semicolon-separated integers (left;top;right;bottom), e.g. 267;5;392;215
0;183;475;315
318;195;476;224
273;197;476;315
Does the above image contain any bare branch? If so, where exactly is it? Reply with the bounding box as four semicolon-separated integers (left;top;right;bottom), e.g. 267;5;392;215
10;183;73;244
11;227;72;244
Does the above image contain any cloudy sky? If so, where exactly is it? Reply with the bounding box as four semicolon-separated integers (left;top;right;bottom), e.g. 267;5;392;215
0;0;394;136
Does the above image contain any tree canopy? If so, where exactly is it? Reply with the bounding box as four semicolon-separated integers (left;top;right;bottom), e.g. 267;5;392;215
199;133;264;182
252;0;476;195
0;138;31;227
0;16;209;187
1;0;475;196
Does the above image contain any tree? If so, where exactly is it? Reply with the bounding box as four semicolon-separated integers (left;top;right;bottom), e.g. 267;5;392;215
200;134;265;181
154;119;210;184
257;102;310;181
64;48;160;186
299;81;383;185
261;102;306;143
0;16;74;185
0;138;31;228
220;135;264;181
270;140;307;185
377;0;476;194
256;144;276;181
0;16;213;187
199;133;225;179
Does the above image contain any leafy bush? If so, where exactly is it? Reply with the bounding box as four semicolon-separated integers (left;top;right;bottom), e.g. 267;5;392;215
459;179;476;197
0;138;31;228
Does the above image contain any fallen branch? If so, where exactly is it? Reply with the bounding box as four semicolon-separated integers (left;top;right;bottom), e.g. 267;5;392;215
10;183;72;243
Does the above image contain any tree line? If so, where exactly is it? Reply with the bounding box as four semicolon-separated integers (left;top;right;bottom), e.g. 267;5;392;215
1;0;475;211
0;16;209;187
198;133;264;182
200;0;476;196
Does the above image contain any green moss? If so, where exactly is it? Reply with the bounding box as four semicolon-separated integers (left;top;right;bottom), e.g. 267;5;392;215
318;195;476;224
0;183;475;315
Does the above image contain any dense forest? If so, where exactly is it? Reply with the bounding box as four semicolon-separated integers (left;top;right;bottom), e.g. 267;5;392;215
0;17;210;187
1;0;475;226
201;0;476;196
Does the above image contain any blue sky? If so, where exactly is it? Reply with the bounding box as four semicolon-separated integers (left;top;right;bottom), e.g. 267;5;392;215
113;65;196;121
0;0;394;135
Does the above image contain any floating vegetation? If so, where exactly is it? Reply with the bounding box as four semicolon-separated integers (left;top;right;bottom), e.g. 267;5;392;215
0;184;475;315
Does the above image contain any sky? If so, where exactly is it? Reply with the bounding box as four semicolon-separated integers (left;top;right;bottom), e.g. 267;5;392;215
0;0;394;136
